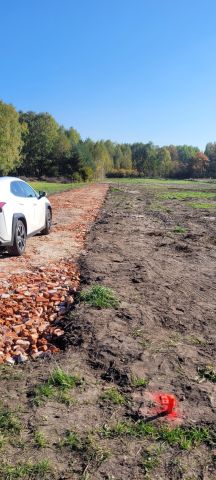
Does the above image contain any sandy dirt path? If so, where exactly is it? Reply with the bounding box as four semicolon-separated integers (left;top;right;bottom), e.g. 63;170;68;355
0;184;108;275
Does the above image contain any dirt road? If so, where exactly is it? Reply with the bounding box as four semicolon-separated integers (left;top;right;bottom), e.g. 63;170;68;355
0;184;109;276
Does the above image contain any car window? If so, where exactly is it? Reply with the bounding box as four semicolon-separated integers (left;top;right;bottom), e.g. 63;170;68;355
10;181;26;197
18;182;38;198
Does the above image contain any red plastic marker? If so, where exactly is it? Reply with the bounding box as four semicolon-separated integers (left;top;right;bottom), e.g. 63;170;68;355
149;392;179;421
159;393;176;414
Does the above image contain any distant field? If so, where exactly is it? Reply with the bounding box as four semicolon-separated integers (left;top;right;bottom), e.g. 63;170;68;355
105;177;212;185
29;181;86;195
29;178;216;195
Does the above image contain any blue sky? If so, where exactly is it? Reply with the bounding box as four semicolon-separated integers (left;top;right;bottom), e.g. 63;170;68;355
1;0;216;149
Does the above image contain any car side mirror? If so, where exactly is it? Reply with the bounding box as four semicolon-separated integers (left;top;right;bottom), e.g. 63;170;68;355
38;191;47;199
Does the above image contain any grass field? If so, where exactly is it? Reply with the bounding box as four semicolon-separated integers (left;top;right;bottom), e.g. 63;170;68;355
29;178;214;200
105;177;213;185
158;191;216;200
29;181;86;195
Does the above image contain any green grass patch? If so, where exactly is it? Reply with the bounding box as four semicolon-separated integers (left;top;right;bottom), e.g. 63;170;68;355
187;202;216;209
34;431;48;448
159;206;172;213
131;376;149;388
79;285;119;308
33;367;81;405
148;201;173;213
106;178;207;185
198;365;216;383
59;430;81;450
57;390;76;406
0;459;51;479
29;181;86;196
110;186;122;192
100;387;126;405
49;367;81;389
172;225;187;234
158;190;216;201
140;446;161;475
0;433;6;449
34;383;55;402
100;421;212;450
60;431;110;466
0;407;21;434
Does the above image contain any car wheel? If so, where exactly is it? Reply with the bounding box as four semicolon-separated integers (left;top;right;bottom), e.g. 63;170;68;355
9;220;27;256
41;208;52;235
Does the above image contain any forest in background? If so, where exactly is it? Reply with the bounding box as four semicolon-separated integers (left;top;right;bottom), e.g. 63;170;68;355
1;99;216;181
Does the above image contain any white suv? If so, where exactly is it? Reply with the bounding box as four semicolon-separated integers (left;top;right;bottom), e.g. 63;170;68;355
0;177;52;256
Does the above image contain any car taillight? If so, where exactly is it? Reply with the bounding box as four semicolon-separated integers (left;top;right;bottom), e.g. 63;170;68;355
0;202;6;212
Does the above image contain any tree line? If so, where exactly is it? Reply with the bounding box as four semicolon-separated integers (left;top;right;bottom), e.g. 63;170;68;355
0;99;216;180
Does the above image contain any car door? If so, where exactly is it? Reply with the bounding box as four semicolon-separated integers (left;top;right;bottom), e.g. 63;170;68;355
10;180;35;234
21;182;45;231
18;182;43;232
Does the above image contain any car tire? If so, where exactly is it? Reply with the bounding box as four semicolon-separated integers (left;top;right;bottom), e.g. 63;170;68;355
9;220;27;256
41;208;52;235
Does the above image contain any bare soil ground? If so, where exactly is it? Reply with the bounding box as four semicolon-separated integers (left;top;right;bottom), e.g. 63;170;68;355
0;182;216;479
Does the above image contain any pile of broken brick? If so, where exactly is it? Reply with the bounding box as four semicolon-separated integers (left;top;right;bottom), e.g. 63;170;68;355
0;261;80;364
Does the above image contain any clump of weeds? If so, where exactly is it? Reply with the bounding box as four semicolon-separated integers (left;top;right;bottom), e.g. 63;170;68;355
110;187;122;193
100;421;212;450
59;430;81;450
0;434;5;449
148;201;172;213
32;366;82;406
79;285;119;308
100;387;126;405
140;445;161;476
49;366;81;389
0;406;21;434
158;191;216;201
0;459;52;479
187;202;216;209
34;430;48;448
173;225;187;234
131;328;150;348
198;365;216;383
131;376;149;388
59;431;110;469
